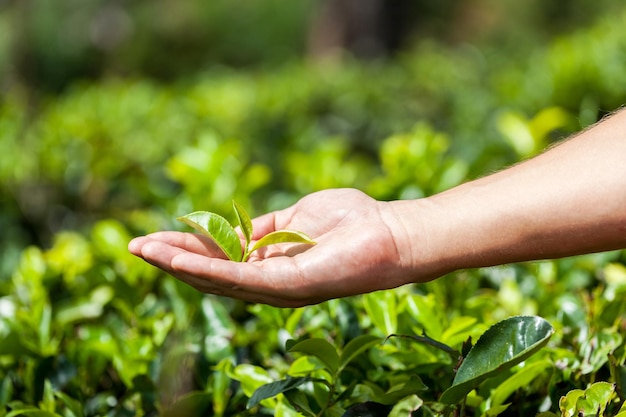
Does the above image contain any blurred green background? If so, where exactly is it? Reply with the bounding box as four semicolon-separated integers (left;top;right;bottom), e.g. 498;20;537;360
2;0;625;258
2;1;626;415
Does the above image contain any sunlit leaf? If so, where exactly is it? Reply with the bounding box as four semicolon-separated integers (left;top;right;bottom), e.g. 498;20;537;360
248;230;316;256
289;338;340;374
482;404;511;416
228;364;274;398
339;335;381;371
363;291;397;335
212;360;232;417
559;389;585;417
388;395;423;417
575;382;615;417
489;360;553;407
439;316;554;404
177;211;242;261
233;200;253;245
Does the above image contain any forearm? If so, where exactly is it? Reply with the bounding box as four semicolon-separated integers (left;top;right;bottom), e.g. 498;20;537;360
390;108;626;281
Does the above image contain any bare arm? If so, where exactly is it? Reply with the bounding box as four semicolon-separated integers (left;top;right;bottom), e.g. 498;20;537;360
129;109;626;307
391;108;626;281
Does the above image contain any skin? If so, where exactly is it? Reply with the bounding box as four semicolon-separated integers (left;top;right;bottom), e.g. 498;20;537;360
129;108;626;307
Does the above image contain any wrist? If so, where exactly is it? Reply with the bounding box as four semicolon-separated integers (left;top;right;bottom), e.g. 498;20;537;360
381;198;456;284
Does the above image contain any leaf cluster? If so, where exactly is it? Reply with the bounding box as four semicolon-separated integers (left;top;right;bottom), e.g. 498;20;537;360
177;201;315;262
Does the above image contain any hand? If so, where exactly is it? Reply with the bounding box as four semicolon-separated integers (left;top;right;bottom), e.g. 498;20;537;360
128;189;419;307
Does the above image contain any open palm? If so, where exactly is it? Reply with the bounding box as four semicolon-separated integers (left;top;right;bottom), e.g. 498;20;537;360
128;189;412;307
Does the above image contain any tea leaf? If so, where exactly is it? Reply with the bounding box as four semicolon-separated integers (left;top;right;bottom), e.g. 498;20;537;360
388;395;423;417
575;382;615;417
489;360;553;407
439;316;554;404
247;376;310;409
339;335;381;371
283;389;316;416
378;376;428;405
288;338;340;374
232;200;253;246
177;211;243;262
248;230;316;257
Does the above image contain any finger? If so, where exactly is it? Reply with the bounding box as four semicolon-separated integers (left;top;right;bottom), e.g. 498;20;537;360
164;252;300;306
131;231;228;258
249;211;279;239
135;238;189;273
169;251;321;302
128;236;152;257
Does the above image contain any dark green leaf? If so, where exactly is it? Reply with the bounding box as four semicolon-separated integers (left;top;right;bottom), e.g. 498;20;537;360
439;316;554;404
289;338;340;374
342;401;392;417
247;376;310;409
177;211;242;261
283;389;316;416
161;391;212;417
232;200;253;245
378;375;428;405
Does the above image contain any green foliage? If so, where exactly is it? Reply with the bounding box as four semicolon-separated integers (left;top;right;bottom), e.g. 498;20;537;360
439;316;554;404
243;316;553;415
2;6;626;417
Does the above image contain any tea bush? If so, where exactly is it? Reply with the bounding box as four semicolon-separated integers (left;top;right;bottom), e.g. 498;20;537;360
1;8;626;416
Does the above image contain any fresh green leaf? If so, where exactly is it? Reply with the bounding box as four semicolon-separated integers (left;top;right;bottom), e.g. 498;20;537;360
338;335;381;371
178;203;315;262
575;382;615;417
54;391;84;417
283;389;316;417
288;338;340;374
213;359;233;417
559;389;585;417
363;291;398;335
248;230;316;257
228;364;274;398
439;316;554;404
378;375;428;405
489;360;553;407
232;200;253;245
389;395;423;417
482;404;511;416
177;211;243;261
247;376;310;408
